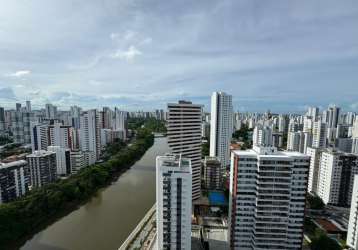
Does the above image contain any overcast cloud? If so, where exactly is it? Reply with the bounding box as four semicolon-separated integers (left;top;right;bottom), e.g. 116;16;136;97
0;0;357;112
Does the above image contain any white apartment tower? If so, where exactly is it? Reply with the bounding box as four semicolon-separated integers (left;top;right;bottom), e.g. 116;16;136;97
347;175;358;250
167;101;202;200
306;147;323;194
80;110;101;161
31;124;50;152
229;145;310;250
210;92;233;169
287;131;304;152
312;120;327;148
253;125;273;147
287;131;312;154
47;146;71;176
307;107;319;121
49;123;73;149
156;154;192;250
317;150;358;207
114;108;127;140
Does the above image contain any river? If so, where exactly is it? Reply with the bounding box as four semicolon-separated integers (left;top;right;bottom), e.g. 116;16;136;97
20;137;169;250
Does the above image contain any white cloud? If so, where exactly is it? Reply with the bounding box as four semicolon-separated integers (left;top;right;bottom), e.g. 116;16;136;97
88;80;103;86
124;30;137;40
110;32;120;40
110;30;137;41
111;46;142;61
139;37;153;45
350;102;358;110
6;70;31;77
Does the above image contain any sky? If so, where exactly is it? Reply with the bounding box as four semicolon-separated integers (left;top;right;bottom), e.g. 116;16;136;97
0;0;357;112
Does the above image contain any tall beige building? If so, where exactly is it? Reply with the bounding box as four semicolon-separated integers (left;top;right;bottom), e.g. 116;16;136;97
167;101;202;200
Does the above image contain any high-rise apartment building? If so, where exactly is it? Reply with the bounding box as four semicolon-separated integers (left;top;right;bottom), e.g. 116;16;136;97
167;101;202;200
80;110;101;162
47;146;71;176
347;175;358;250
156;154;192;250
317;149;358;207
210;92;233;169
10;111;24;144
306;147;322;194
307;107;319;121
312;120;327;148
253;125;273;147
49;123;73;149
0;107;5;132
26;150;57;188
0;160;29;204
327;105;340;128
26;100;31;112
278;114;288;133
15;103;21;112
114;108;127;140
229;145;309;250
31;123;50;151
287;131;304;152
203;156;222;190
9;110;36;144
70;151;86;174
287;131;312;154
45;104;57;119
70;105;82;129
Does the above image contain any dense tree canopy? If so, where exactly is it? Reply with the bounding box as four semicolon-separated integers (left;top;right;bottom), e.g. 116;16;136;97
128;117;166;133
232;125;253;149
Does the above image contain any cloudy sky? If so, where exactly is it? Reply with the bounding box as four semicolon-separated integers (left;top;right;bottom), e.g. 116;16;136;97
0;0;357;112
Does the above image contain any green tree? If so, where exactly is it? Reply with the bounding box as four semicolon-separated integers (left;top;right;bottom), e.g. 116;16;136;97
311;229;341;250
232;124;253;149
307;193;325;210
202;141;209;158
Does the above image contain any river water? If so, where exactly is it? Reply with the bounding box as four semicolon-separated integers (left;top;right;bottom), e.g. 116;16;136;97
20;137;169;250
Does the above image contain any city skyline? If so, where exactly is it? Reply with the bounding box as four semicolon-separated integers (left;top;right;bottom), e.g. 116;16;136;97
0;1;357;112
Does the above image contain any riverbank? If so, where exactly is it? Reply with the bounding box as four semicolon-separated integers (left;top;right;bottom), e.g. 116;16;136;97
119;204;156;250
0;128;154;250
21;136;168;250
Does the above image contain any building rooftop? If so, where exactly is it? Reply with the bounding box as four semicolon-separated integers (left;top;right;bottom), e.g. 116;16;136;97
0;160;27;169
233;145;309;158
178;100;192;104
204;156;220;164
27;150;55;158
157;154;191;169
322;148;358;156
